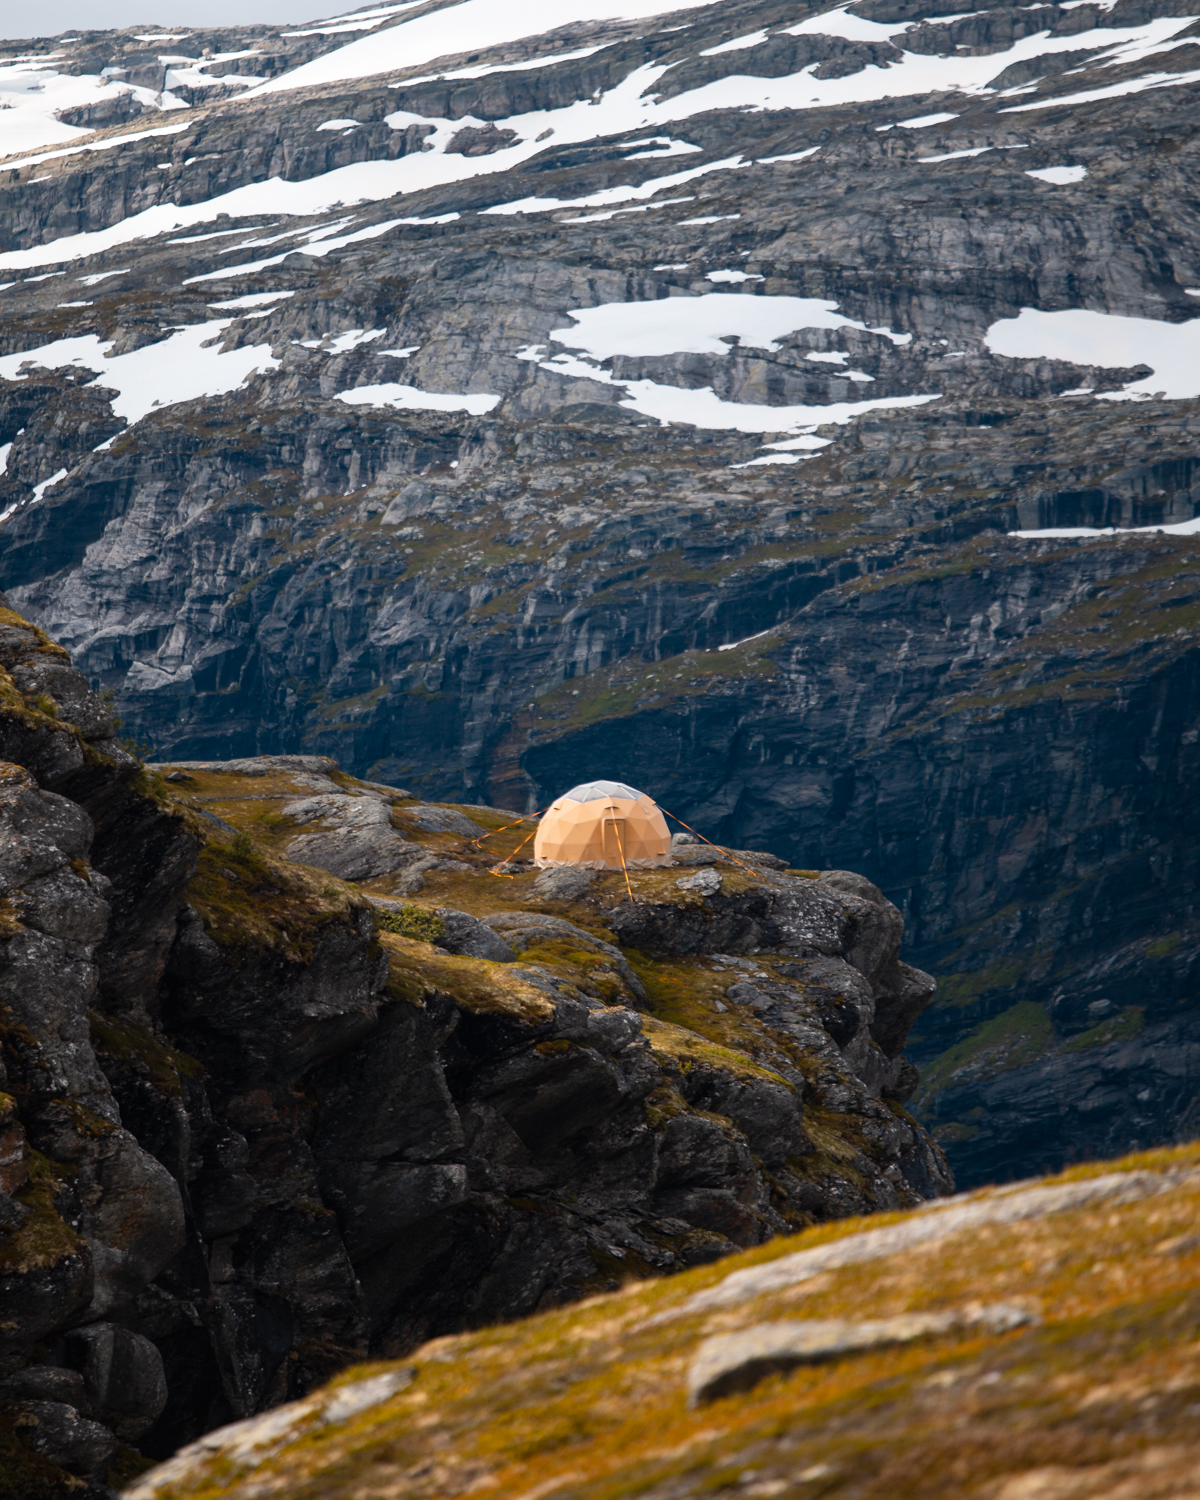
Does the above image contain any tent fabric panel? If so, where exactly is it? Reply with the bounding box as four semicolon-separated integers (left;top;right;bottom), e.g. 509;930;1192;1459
533;792;671;870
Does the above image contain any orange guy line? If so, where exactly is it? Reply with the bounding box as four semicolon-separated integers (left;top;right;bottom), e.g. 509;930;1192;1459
658;805;759;878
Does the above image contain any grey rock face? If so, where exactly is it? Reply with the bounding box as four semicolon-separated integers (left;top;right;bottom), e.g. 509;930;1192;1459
286;824;425;880
484;910;647;1000
1;0;1196;1192
529;866;597;901
432;908;518;962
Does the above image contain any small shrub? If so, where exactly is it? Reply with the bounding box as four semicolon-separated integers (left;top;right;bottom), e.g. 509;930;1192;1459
376;905;445;944
230;830;256;860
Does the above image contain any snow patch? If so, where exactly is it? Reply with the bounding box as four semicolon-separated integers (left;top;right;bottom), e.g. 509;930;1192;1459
7;11;1197;272
0;121;191;174
0;319;279;428
718;628;776;650
548;294;912;360
481;152;749;216
283;0;428;36
784;6;905;43
985;308;1200;400
701;30;769;55
1026;164;1088;183
561;196;693;223
1010;516;1200;539
756;147;821;164
398;45;606;87
534;348;939;432
207;291;297;308
254;0;731;93
336;384;502;414
29;468;67;503
327;329;388;352
919;146;994;161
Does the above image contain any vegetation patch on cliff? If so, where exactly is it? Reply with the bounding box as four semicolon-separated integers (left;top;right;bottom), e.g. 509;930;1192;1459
125;1142;1200;1500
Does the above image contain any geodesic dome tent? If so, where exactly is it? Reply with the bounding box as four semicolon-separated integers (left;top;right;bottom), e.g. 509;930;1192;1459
533;780;672;870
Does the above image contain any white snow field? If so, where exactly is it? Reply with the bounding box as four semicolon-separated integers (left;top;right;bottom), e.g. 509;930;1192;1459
520;344;939;434
3;5;1199;269
547;294;913;360
1025;165;1089;184
251;0;732;94
336;384;502;413
1010;515;1200;538
0;319;279;430
985;308;1200;400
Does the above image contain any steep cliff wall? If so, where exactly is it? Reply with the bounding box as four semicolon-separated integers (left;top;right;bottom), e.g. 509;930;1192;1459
0;600;945;1495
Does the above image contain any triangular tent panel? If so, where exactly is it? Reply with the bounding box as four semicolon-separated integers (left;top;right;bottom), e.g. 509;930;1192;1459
534;781;671;870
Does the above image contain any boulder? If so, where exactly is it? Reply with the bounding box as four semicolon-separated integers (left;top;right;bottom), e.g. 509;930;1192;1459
687;1304;1039;1405
402;805;486;837
529;866;597;901
62;1321;168;1441
484;911;646;1001
286;826;426;881
433;908;517;962
15;1399;117;1476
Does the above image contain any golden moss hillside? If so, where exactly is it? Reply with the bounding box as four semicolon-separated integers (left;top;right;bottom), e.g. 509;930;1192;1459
128;1141;1200;1500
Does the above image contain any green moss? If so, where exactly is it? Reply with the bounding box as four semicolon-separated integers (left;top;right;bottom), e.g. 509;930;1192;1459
186;838;365;962
917;1001;1053;1099
376;906;445;943
516;940;629;1004
0;1413;76;1500
933;959;1033;1009
1061;1005;1145;1052
1147;933;1182;959
88;1011;204;1097
107;1443;157;1488
378;931;554;1022
932;1121;981;1143
640;1015;794;1087
0;1150;85;1275
229;829;255;860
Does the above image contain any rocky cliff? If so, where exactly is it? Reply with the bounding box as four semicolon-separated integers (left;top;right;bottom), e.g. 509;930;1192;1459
0;0;1198;1190
0;598;945;1496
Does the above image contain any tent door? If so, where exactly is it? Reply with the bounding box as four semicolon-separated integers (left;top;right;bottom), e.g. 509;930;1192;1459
602;818;628;864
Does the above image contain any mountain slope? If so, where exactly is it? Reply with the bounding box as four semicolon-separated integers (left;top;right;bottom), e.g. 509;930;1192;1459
0;0;1199;1185
125;1141;1200;1500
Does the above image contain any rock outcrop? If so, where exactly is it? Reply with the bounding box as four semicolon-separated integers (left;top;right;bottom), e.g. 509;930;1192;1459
0;599;945;1493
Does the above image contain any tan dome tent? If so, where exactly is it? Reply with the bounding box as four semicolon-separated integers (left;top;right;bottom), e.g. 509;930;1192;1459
534;780;672;870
